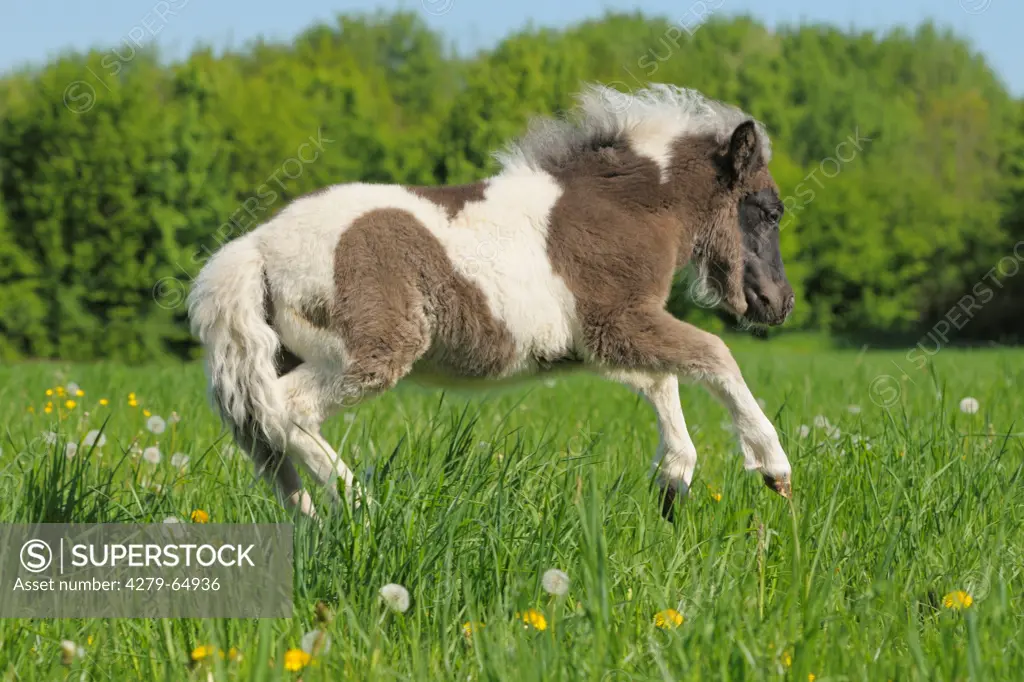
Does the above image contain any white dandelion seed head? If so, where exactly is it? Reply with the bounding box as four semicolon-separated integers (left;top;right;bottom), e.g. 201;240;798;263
847;404;862;415
813;415;831;429
42;431;58;446
959;397;980;415
170;452;189;469
379;583;410;613
147;415;167;434
66;382;81;396
301;629;331;655
541;568;570;596
65;443;78;459
829;427;842;440
797;425;811;439
142;446;162;464
60;639;84;659
83;430;106;447
168;412;181;424
162;516;181;524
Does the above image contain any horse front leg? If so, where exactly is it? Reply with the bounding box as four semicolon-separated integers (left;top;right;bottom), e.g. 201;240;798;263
589;307;792;508
605;370;697;521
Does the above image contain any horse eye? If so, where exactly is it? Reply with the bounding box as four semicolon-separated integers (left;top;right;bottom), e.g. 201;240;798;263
763;207;782;223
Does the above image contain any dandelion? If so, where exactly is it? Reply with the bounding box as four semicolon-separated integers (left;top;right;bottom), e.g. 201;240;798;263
797;424;811;439
45;389;53;397
142;446;162;464
191;645;215;661
168;411;181;424
541;568;570;596
653;609;683;629
942;590;973;610
56;386;66;397
782;650;793;668
225;647;242;662
163;516;181;524
808;675;816;682
67;382;81;395
60;639;85;664
301;629;331;655
171;452;190;469
813;415;831;429
959;397;980;415
283;649;311;672
99;398;109;406
712;491;723;502
143;409;151;418
65;443;78;459
379;583;410;613
462;621;485;642
44;403;53;414
847;404;862;414
190;509;210;523
518;608;548;631
83;430;106;448
65;400;77;410
147;415;166;434
42;431;58;446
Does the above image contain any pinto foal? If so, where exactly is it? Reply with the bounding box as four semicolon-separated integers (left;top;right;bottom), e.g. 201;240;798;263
189;84;795;519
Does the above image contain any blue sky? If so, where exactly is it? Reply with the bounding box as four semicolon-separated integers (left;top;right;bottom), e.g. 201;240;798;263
4;0;1022;94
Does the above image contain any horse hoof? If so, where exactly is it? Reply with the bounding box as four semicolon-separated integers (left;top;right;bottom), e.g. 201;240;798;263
762;474;792;499
659;481;689;522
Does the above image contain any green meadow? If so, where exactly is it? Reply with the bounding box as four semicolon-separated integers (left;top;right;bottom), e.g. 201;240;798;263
0;339;1022;680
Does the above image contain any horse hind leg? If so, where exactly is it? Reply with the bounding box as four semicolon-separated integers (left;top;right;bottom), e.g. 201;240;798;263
275;348;421;508
233;419;317;517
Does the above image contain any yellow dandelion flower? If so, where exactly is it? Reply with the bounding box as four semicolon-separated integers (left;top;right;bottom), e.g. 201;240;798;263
226;647;242;662
783;650;793;668
808;675;816;682
128;399;138;407
87;635;94;646
65;400;77;410
283;648;311;672
517;608;547;631
653;609;683;629
191;645;215;661
45;389;53;397
942;590;973;610
129;392;136;400
44;405;53;414
56;387;66;397
143;409;151;417
99;398;109;406
75;389;84;397
462;621;485;640
190;509;210;523
712;492;722;502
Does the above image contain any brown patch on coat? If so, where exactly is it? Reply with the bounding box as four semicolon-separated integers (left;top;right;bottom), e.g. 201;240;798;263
333;208;517;389
408;182;487;220
544;133;772;376
300;300;332;330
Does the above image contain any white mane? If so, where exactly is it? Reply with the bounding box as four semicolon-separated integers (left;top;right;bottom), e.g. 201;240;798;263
495;83;772;180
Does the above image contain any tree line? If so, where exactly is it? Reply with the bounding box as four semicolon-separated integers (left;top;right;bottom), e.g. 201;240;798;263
0;11;1021;361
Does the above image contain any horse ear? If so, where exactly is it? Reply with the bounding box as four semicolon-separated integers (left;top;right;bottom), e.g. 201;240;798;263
726;120;763;183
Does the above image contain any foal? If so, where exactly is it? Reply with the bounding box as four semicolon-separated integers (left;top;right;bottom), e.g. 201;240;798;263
189;84;795;519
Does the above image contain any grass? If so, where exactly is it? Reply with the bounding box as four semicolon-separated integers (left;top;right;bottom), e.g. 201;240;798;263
0;338;1022;680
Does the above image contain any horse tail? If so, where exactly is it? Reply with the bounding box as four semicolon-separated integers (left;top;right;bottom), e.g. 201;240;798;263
187;234;286;445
